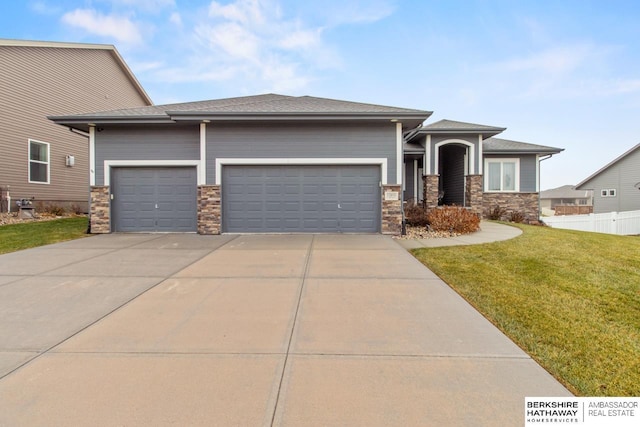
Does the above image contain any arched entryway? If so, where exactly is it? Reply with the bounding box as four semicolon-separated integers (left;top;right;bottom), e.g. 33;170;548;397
438;143;468;206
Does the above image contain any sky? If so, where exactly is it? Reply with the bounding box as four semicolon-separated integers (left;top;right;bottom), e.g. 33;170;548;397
2;0;640;190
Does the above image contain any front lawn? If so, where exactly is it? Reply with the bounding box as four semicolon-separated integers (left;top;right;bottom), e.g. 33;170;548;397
0;216;89;254
411;223;640;396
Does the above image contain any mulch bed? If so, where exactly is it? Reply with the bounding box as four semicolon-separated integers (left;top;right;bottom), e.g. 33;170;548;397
0;212;82;226
394;225;462;240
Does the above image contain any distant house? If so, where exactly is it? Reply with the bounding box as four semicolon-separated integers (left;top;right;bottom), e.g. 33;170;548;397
0;39;152;213
540;185;592;215
575;143;640;214
50;96;563;234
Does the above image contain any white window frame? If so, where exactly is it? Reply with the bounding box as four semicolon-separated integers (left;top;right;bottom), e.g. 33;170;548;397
600;189;616;197
28;139;50;184
484;158;520;192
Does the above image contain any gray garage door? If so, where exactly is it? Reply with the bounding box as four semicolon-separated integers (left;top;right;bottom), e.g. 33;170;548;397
222;165;380;233
111;167;197;232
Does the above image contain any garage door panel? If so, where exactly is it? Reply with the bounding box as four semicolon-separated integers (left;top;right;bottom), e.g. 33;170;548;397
112;167;196;232
222;165;380;233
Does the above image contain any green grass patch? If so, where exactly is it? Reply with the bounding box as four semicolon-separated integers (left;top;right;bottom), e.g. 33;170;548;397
411;223;640;396
0;217;89;254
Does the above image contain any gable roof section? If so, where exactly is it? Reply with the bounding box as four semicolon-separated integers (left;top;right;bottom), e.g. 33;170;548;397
483;137;563;155
412;119;506;139
575;142;640;189
540;185;592;199
0;38;152;106
49;94;431;130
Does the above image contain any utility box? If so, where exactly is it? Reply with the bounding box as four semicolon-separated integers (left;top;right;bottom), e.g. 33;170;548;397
16;199;35;219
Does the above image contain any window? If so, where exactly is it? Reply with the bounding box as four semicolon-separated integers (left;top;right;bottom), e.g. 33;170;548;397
29;139;50;184
485;159;519;192
601;189;616;197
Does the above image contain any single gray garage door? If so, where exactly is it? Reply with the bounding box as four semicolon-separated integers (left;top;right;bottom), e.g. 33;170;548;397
222;165;380;233
111;167;197;232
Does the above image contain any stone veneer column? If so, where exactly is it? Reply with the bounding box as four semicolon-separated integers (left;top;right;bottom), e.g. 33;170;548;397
465;175;483;216
198;185;221;235
482;192;540;223
423;175;440;210
90;186;110;234
381;184;402;235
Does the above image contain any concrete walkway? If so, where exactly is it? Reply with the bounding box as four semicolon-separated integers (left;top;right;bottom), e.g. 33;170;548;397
397;220;523;249
0;233;569;426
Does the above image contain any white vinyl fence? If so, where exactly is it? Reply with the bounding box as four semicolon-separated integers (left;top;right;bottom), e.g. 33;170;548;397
542;210;640;235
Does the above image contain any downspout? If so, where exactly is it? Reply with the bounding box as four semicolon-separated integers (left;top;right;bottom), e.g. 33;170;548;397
69;127;92;232
538;154;554;221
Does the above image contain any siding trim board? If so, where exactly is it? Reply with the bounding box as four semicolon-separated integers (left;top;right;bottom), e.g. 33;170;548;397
89;126;96;186
215;158;389;186
396;122;403;184
104;160;202;186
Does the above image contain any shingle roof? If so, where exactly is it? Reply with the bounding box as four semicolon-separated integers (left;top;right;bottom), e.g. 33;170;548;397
52;94;431;118
483;137;563;154
421;119;504;131
412;119;506;139
540;185;592;199
576;143;640;189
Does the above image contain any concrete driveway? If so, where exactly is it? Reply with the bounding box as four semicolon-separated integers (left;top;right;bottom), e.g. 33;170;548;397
0;234;570;426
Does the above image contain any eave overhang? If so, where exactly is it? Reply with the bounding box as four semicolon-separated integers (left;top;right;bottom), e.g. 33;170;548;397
49;111;432;132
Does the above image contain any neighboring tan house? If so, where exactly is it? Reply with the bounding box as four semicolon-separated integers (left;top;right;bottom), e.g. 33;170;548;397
575;143;640;214
50;95;562;235
0;39;152;213
540;185;593;216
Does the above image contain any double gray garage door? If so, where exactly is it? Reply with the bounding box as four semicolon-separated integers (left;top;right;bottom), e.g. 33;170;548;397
111;165;380;233
222;165;380;233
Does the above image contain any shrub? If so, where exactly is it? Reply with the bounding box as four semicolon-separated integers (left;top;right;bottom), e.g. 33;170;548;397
509;211;526;223
404;202;429;227
488;206;506;220
70;204;85;215
44;203;66;216
427;206;480;234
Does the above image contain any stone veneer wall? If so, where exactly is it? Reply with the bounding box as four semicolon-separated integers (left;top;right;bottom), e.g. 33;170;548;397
465;175;483;216
483;192;540;223
381;184;402;235
198;185;221;235
423;175;440;209
90;186;110;234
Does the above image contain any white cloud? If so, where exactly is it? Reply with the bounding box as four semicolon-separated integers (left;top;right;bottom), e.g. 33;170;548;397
169;12;182;27
29;1;60;15
479;43;633;100
153;0;339;92
102;0;175;11
208;0;270;26
195;22;261;61
496;45;594;75
61;9;144;45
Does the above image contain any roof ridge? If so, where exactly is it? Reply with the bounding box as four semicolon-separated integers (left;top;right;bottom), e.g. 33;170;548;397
426;119;505;129
178;94;293;112
298;95;428;112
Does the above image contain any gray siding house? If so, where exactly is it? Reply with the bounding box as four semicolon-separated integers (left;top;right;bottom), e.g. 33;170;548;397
0;39;152;212
575;143;640;214
404;120;562;222
50;94;562;235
